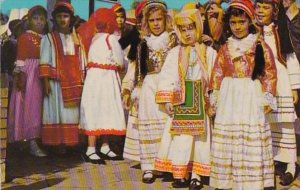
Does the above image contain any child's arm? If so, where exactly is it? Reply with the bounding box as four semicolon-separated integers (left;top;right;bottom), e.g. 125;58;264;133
121;60;136;110
39;35;53;96
208;45;225;115
155;47;179;111
109;34;125;68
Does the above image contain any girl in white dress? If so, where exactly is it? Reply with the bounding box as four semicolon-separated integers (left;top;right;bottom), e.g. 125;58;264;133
79;8;126;163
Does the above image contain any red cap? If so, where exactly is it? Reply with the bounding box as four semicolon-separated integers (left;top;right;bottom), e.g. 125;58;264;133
135;0;147;18
255;0;280;4
229;0;254;19
28;5;47;18
111;3;124;12
54;1;74;14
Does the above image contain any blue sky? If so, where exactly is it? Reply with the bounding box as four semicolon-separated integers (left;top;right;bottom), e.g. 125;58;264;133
1;0;300;20
1;0;212;20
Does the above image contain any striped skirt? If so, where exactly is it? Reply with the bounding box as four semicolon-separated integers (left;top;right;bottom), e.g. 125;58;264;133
210;78;274;190
138;74;167;171
123;107;140;161
270;122;297;163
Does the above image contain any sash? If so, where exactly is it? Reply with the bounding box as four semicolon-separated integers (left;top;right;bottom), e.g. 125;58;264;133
171;80;205;135
51;32;83;107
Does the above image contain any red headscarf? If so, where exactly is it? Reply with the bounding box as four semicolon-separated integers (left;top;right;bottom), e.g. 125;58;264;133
77;8;118;56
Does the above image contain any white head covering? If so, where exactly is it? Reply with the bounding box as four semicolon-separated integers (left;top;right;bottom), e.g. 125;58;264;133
0;8;28;36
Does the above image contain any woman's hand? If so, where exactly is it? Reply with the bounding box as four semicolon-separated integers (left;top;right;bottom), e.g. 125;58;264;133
165;103;174;116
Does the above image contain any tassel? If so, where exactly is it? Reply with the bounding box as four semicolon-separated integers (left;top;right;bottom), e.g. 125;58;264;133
252;42;265;80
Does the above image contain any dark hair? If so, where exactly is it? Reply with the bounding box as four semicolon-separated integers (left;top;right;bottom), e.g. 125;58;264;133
29;9;47;20
223;7;256;38
276;1;294;55
27;7;49;34
51;5;75;32
52;5;74;19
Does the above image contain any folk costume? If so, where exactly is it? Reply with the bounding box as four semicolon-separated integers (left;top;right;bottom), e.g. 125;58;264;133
79;8;126;137
39;2;86;146
209;1;277;189
8;6;47;145
8;30;43;142
121;0;147;162
256;0;300;180
135;0;177;173
286;1;300;120
154;8;217;184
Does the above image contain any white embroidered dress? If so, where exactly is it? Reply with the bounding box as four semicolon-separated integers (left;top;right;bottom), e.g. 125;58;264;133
80;33;126;135
263;23;300;164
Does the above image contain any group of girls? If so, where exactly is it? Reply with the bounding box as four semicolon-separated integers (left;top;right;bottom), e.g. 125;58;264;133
6;0;300;190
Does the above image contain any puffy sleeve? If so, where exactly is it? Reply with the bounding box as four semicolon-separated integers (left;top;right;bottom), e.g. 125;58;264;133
286;52;300;89
260;40;277;95
109;34;124;67
122;60;136;92
39;34;53;78
155;47;179;104
15;34;28;67
209;45;225;91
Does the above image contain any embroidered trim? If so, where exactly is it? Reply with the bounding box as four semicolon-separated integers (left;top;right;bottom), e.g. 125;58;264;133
87;62;119;71
79;129;126;136
156;91;173;103
39;64;59;79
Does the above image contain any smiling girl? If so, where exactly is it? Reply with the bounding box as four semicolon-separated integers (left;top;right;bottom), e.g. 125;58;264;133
209;0;277;189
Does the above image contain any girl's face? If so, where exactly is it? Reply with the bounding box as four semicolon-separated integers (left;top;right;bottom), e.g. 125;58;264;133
29;14;46;34
229;14;250;39
147;9;166;36
55;12;71;31
116;12;125;29
179;22;197;45
255;2;273;25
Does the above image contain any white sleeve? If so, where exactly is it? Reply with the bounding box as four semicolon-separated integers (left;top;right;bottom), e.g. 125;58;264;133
206;46;218;79
40;35;52;66
287;52;300;89
157;47;179;93
109;34;124;67
122;60;136;92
